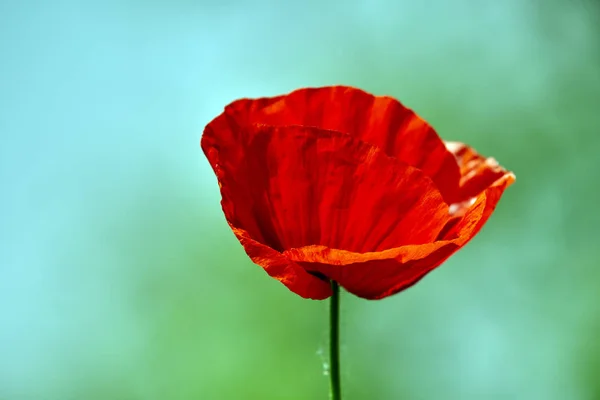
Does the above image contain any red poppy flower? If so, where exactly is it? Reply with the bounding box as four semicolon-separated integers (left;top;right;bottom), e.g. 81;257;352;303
201;86;515;300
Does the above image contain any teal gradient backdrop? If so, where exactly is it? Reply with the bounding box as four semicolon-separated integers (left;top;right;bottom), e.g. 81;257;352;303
1;1;599;399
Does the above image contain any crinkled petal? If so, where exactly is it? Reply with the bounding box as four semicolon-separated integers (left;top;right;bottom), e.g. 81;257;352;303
445;141;511;204
215;86;461;202
230;225;332;300
285;173;515;299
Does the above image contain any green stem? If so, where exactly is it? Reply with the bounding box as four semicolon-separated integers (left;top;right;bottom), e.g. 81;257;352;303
329;280;341;400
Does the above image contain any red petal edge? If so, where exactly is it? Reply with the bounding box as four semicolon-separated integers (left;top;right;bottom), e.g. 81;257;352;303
445;141;510;203
230;224;333;300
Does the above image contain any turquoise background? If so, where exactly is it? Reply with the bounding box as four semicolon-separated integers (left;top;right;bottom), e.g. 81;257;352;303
1;1;599;399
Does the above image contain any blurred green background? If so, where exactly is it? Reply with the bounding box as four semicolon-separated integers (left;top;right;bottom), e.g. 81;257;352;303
1;0;599;399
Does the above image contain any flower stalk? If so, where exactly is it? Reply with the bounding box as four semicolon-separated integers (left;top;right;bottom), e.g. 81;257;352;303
329;280;341;400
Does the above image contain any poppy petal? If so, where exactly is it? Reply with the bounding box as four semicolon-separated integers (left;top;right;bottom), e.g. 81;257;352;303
285;172;515;299
445;141;511;203
285;241;459;299
220;86;461;202
439;171;516;245
230;224;333;300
